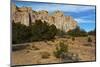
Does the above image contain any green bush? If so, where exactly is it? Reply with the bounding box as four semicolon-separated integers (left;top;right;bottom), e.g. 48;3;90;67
67;26;88;37
12;22;31;44
54;41;68;58
12;20;57;44
54;41;80;62
30;20;57;41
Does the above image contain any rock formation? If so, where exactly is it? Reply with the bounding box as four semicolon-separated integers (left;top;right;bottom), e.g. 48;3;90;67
11;3;77;32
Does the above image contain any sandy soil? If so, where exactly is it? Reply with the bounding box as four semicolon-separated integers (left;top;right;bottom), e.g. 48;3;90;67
12;36;96;66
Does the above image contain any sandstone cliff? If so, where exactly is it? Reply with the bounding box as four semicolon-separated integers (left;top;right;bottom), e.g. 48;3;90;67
11;3;77;32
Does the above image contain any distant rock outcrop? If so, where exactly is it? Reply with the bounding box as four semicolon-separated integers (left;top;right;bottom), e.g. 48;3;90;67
11;3;77;32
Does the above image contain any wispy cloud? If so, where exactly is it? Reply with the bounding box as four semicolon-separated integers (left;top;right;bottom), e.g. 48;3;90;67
75;18;95;23
34;4;95;13
15;1;95;13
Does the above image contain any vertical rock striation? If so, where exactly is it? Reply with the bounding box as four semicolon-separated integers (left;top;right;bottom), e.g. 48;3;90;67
11;3;77;32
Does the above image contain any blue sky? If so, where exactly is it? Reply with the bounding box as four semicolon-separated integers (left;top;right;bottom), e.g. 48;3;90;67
12;1;96;32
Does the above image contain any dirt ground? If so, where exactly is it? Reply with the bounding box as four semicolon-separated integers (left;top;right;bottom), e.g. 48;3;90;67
12;36;96;66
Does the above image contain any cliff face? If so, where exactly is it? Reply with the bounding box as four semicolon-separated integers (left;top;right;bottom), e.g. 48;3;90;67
11;4;77;32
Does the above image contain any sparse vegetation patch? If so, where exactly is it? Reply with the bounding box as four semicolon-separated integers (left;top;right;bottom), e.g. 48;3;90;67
53;41;80;62
41;52;51;59
88;37;92;42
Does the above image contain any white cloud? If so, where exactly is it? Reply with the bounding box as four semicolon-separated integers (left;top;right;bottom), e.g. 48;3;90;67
15;1;95;13
62;5;95;13
34;3;95;13
75;18;95;23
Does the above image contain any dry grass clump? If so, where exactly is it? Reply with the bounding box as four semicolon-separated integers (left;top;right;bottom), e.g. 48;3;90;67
32;45;40;50
83;43;92;46
40;52;51;59
88;37;92;42
72;37;75;41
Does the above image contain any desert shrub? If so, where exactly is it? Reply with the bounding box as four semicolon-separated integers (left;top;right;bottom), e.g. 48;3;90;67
72;37;75;41
41;52;50;59
54;41;68;58
88;37;92;42
67;26;88;37
54;41;80;62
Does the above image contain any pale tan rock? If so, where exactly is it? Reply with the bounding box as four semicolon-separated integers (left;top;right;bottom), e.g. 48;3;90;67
11;3;77;32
